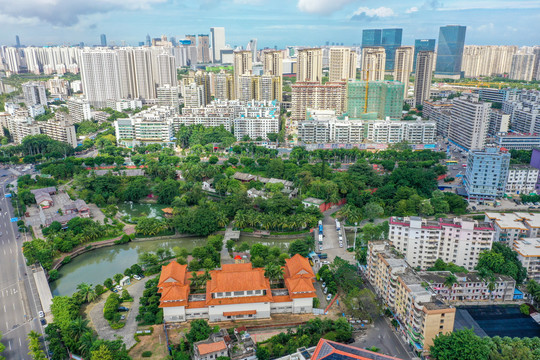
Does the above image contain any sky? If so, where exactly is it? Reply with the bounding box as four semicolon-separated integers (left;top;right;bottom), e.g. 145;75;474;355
0;0;539;48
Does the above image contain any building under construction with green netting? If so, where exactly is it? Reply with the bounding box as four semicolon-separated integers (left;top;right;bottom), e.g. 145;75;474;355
347;80;404;120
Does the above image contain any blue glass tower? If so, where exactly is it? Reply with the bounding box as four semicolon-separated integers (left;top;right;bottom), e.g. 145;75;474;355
362;29;382;48
100;34;107;47
413;39;436;71
381;28;402;71
435;25;467;77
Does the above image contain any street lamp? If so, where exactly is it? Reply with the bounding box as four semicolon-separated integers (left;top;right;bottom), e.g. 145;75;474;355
353;222;358;251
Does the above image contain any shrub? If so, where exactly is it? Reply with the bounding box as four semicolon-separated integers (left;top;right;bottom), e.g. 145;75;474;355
61;256;71;264
103;293;121;321
110;322;125;330
142;351;152;358
48;269;60;282
520;303;530;316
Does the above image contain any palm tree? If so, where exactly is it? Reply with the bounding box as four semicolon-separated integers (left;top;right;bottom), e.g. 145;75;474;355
487;276;497;300
68;317;90;345
265;263;284;286
78;331;95;357
76;283;92;303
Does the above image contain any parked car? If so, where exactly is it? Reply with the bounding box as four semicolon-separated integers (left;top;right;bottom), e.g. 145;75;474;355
120;315;126;320
339;242;343;248
38;311;45;318
112;288;118;293
40;318;47;326
117;306;129;312
326;294;332;301
133;275;141;281
115;285;123;291
324;287;328;294
322;282;326;288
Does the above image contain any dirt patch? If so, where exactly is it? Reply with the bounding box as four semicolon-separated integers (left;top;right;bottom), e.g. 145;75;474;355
129;325;169;360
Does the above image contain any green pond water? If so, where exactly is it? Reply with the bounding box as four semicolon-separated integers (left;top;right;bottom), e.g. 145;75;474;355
116;202;168;221
49;236;293;296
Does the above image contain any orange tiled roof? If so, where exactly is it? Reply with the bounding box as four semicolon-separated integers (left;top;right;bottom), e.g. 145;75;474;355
160;284;189;302
208;264;268;293
272;294;292;303
197;341;227;355
158;261;188;287
223;310;257;316
285;277;316;294
285;254;314;279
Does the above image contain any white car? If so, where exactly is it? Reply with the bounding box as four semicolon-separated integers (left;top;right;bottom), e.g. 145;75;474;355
133;275;141;281
339;242;343;248
319;245;323;251
38;311;45;318
326;294;332;301
322;282;326;288
324;287;328;294
115;285;123;291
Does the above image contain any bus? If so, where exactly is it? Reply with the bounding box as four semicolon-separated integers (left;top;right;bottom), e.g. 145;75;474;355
446;160;458;165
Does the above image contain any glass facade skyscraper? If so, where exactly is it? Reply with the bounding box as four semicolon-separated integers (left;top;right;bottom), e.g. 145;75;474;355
362;29;382;48
413;39;436;71
435;25;467;76
381;29;402;71
347;81;404;119
100;34;107;47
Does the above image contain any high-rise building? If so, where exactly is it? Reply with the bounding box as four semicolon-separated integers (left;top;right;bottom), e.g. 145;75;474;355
156;52;177;87
260;75;282;102
465;147;511;200
413;39;436;71
15;35;20;48
381;28;402;71
197;34;210;63
100;34;107;47
361;29;382;48
361;47;386;81
435;25;467;78
262;50;283;76
157;84;180;108
291;82;347;121
195;71;212;105
414;51;435;107
67;98;92;122
388;216;495;270
146;34;151;47
328;47;356;82
185;35;196;46
233;50;253;99
393;46;413;99
21;82;47;106
247;39;258;63
297;48;323;83
448;94;491;150
346;81;404;119
210;27;226;63
510;54;537;81
214;72;234;100
461;45;517;77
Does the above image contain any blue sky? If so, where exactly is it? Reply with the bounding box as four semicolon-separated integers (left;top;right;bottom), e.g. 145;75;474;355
0;0;539;48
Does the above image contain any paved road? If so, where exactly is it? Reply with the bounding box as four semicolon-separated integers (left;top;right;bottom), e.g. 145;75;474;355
89;276;154;349
0;170;46;360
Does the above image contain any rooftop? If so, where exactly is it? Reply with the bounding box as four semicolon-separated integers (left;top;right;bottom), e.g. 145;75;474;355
484;212;528;230
311;339;403;360
514;238;540;257
196;340;227;355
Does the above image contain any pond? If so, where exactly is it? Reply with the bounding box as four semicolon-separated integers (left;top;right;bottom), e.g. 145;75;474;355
49;235;295;296
116;202;168;222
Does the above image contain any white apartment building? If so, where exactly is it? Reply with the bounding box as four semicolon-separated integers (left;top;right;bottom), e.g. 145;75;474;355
40;118;78;147
105;99;143;112
510;54;537;81
297;48;323;83
494;132;540;150
46;77;70;98
505;165;539;194
114;106;176;147
233;109;279;140
485;212;540;244
291;82;347;122
182;82;207;108
67;98;92;122
214;72;234;101
389;216;495;270
28;105;45;118
365;120;436;144
22;82;47;106
328;47;357;82
514;238;540;282
448;94;491;151
7;117;42;144
394;46;413;99
298;110;364;144
488;110;510;136
157;85;180;108
461;45;517;78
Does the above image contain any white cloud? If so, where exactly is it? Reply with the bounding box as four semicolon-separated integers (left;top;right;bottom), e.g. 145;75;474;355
0;0;167;26
297;0;357;15
350;6;395;20
406;6;418;13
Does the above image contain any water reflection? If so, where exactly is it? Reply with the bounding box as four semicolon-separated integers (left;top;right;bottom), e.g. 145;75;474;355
50;236;293;296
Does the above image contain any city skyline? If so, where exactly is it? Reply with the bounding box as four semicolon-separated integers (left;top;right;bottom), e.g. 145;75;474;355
0;1;539;48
